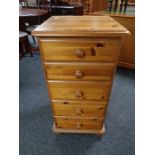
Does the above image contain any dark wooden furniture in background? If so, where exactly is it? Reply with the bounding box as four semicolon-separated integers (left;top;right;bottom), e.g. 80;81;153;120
36;0;84;15
19;8;48;50
32;16;129;134
19;31;33;60
92;4;135;69
60;0;91;14
25;8;49;43
33;0;135;15
51;5;83;15
91;0;108;12
67;0;133;15
19;8;48;31
80;0;92;14
65;0;109;14
19;8;48;18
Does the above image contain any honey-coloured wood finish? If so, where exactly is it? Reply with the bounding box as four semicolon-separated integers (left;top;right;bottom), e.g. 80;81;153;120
48;80;111;101
32;16;130;135
45;62;115;80
54;116;104;130
40;38;120;62
32;16;130;37
51;100;107;117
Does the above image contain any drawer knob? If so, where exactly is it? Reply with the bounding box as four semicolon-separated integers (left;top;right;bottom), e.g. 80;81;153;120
75;70;83;79
75;49;85;58
75;90;84;98
76;123;82;129
76;108;83;115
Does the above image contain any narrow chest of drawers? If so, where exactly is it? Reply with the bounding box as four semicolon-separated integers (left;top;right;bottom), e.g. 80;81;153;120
32;16;130;135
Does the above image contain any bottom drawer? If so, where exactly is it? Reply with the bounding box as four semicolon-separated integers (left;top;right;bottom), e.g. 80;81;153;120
54;117;104;130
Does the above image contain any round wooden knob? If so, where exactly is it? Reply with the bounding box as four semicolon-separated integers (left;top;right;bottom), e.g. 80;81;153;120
76;123;82;129
75;49;85;58
75;70;83;79
75;90;84;98
76;108;83;115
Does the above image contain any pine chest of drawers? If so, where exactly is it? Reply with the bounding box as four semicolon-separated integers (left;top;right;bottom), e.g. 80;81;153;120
32;16;129;135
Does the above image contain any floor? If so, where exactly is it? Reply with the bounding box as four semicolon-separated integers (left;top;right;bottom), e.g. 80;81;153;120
19;53;135;155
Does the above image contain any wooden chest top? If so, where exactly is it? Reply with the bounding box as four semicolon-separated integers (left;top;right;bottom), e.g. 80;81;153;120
32;16;130;37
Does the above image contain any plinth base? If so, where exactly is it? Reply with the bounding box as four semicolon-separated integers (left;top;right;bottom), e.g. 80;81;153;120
52;123;105;135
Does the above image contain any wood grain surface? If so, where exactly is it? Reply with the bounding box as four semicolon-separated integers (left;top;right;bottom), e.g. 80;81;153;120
48;80;111;101
45;62;115;80
54;116;104;130
51;100;107;117
40;38;120;62
32;16;130;37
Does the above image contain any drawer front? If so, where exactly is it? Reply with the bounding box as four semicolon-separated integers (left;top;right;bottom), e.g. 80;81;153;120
52;100;107;117
45;62;115;80
40;39;119;62
48;81;111;101
55;117;104;130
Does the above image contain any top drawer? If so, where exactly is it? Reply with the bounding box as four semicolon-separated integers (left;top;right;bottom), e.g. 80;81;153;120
39;38;120;62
